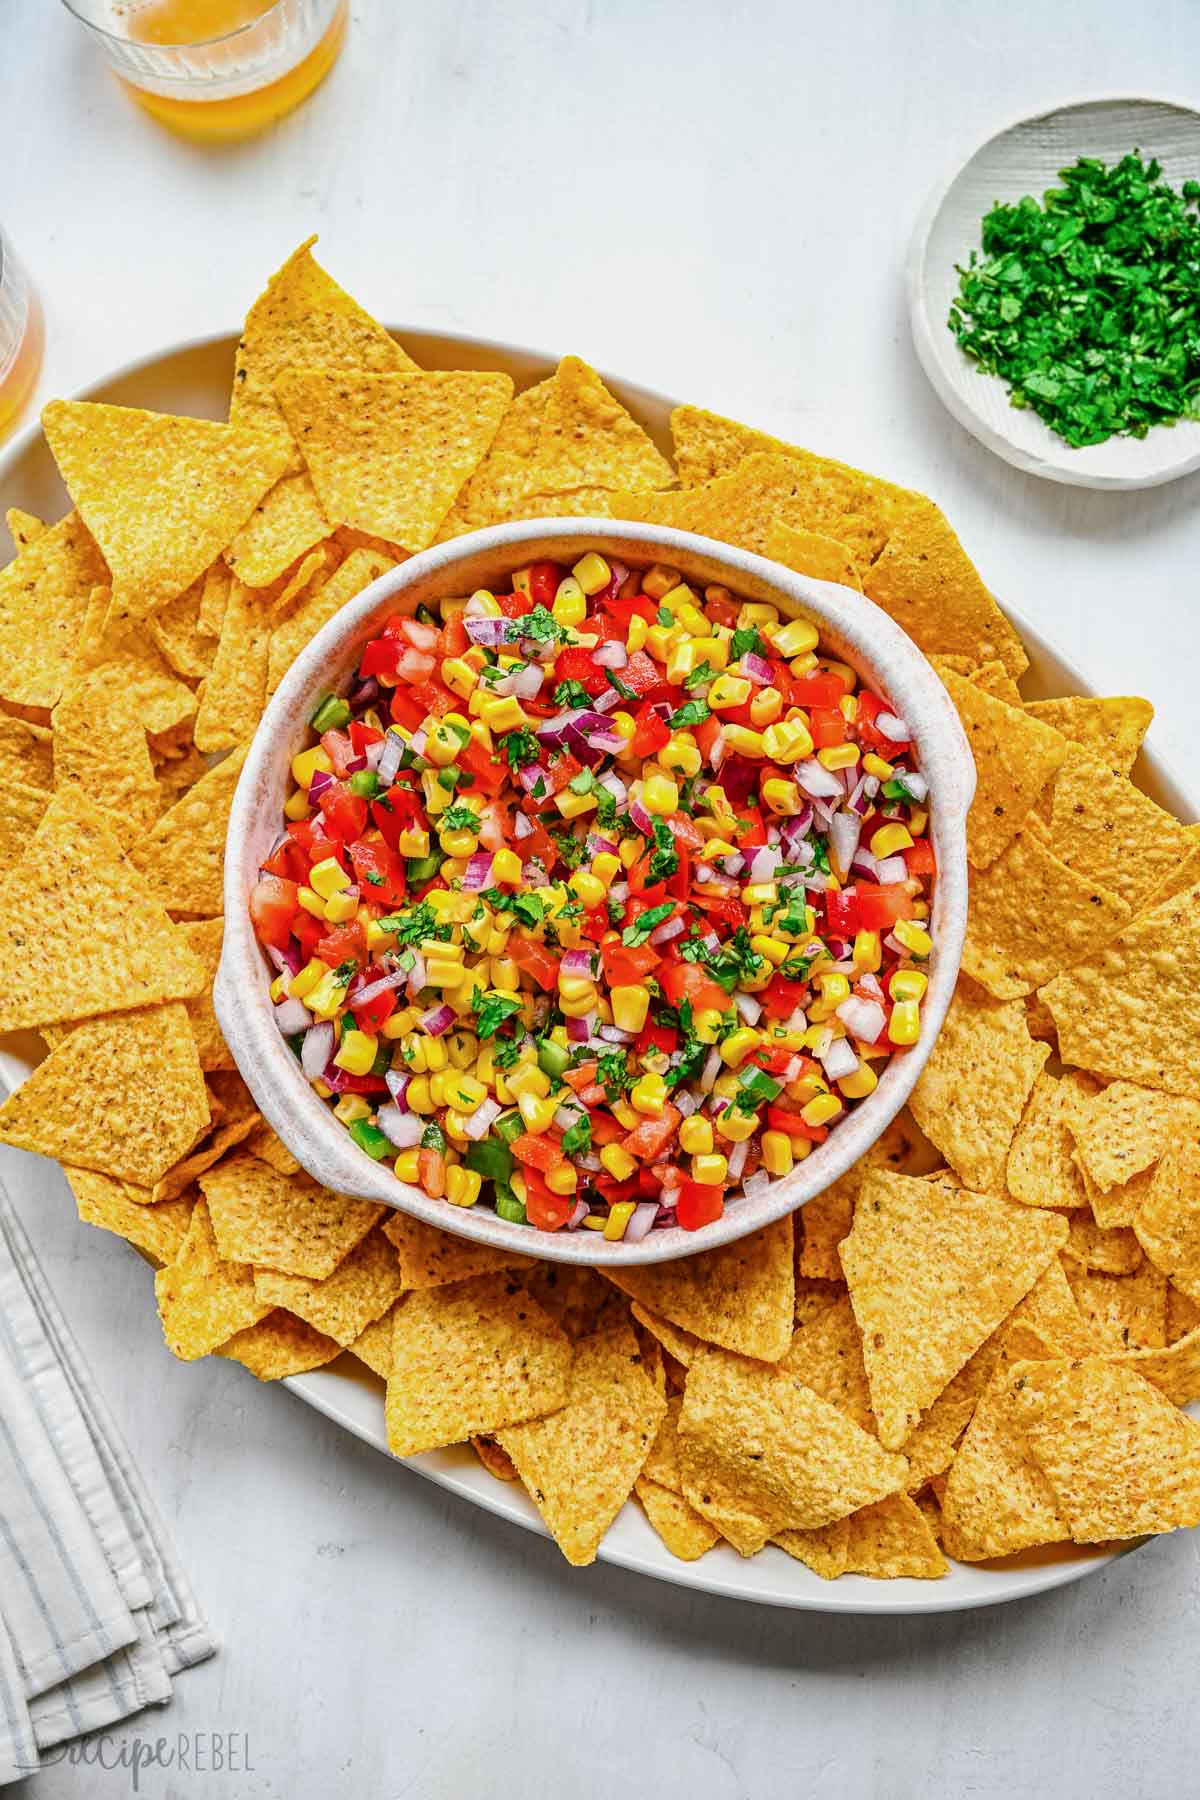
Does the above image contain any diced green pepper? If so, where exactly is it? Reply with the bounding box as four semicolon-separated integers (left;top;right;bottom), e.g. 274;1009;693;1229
348;769;382;799
536;1037;571;1080
310;692;352;733
348;1119;391;1160
464;1137;515;1181
405;852;444;884
493;1109;524;1146
494;1184;527;1225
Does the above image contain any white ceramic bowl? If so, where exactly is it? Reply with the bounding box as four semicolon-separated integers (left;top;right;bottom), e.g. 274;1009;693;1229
908;92;1200;490
218;519;973;1265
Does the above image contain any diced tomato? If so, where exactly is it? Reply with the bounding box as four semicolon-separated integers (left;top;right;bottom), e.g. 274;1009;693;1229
349;719;384;755
249;875;298;951
635;1020;679;1057
637;1167;663;1197
789;672;848;708
761;973;809;1018
694;714;723;763
666;852;690;900
510;933;559;991
523;1168;575;1231
370;782;425;850
588;1111;625;1145
734;804;768;847
418;1146;446;1197
315;919;368;969
360;637;405;680
411;678;459;719
552;644;607;697
823;890;863;938
853;882;917;930
562;1061;598;1093
292;912;324;962
495;590;534;618
631;701;670;758
855;689;911;757
457;738;506;796
581;906;609;942
691;894;748;931
747;1044;795;1075
436;612;469;658
619;650;672;702
704;590;739;630
320;728;358;777
627;853;666;903
619;1105;681;1161
349;839;407;907
659;960;730;1016
676;1181;725;1231
318;782;369;843
511;1132;566;1172
325;1067;390;1096
526;561;562;608
903;837;937;877
260;838;309;885
600;939;661;987
388;686;426;730
600;592;657;628
765;1105;829;1143
593;1173;639;1205
807;706;847;749
351;983;398;1035
668;811;704;853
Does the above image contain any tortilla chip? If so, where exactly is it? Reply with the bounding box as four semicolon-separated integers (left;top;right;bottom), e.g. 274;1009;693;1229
154;743;210;814
1041;881;1200;1095
276;368;512;553
1138;826;1200;913
0;782;49;873
436;380;554;537
254;1224;404;1346
216;1308;341;1380
6;508;45;551
231;236;418;448
155;1199;271;1361
677;1344;909;1530
603;1215;793;1362
170;919;231;1071
967;659;1023;707
200;1152;382;1279
520;1262;627;1340
840;1169;1068;1449
908;981;1049;1191
773;1517;851;1579
386;1271;572;1457
0;714;53;790
501;485;616;522
0;1001;209;1185
863;500;1028;677
243;1123;301;1175
1006;1069;1101;1209
782;1296;874;1433
1107;1326;1200;1407
472;1434;519;1482
641;1393;689;1493
523;357;673;496
66;597;198;744
1063;1213;1143;1275
131;746;247;919
192;579;269;754
197;560;230;638
794;1276;847;1325
1083;1162;1156;1234
381;1208;532;1290
1007;1257;1095;1354
939;1331;1070;1560
149;1106;262;1205
898;1332;1005;1491
841;1493;947;1579
0;791;206;1032
962;817;1129;998
67;1165;194;1265
148;577;217;683
765;519;862;590
497;1321;665;1566
1168;1283;1200;1344
51;677;161;852
1073;1082;1196;1200
267;547;395;692
628;1303;702;1368
347;1302;399;1380
798;1112;929;1280
0;513;107;711
1011;1357;1200;1541
1132;1139;1200;1302
635;1477;720;1559
1065;1261;1167;1351
669;406;921;557
1025;695;1153;778
225;471;330;589
1045;746;1193;911
42;400;290;623
939;669;1066;867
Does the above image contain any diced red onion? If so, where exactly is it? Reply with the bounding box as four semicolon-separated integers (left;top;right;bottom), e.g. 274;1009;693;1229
598;770;628;806
464;616;510;647
821;1035;860;1081
863;774;880;799
828;811;862;880
695;865;715;885
462;851;496;891
740;651;774;686
593;686;622;714
363;739;385;773
837;996;886;1043
785;1005;808;1032
846;776;871;817
874;854;908;885
780;808;815;853
609;880;630;903
701;930;721;955
349;674;379;710
554;1103;584;1134
710;729;727;769
597;1023;634;1045
561;947;595;979
535;707;585;743
566;1011;595;1043
795;758;844;800
593;640;628;670
301;1021;335;1080
516;761;546;794
748;845;782;884
727;1138;751;1179
675;1090;701;1118
308;767;335;803
734;991;762;1025
721;854;743;878
343;753;368;776
624;1202;659;1244
352;966;411;1006
565;1199;591;1231
494;664;545;700
858;972;885;1001
401;619;439;653
824;936;852;962
405;950;426;998
585;727;627;755
377;1104;424;1150
629;796;653;834
267;941;303;977
742;1168;771;1200
586;833;619;859
653;1206;677;1230
274;995;311;1035
420;1003;456;1036
408;726;428;759
874;711;910;743
513;812;533;840
851;847;879;880
396;649;435;685
700;1047;722;1093
896;768;928;802
650;916;686;947
461;1097;502;1140
385;1068;411;1107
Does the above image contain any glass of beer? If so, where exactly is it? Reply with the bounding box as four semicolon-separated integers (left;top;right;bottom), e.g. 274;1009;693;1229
59;0;348;139
0;230;44;441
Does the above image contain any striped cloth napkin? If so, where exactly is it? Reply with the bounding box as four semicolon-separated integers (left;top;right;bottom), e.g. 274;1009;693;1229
0;1177;215;1784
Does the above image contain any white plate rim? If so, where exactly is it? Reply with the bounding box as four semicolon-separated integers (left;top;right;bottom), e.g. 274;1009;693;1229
0;323;1190;1613
907;90;1200;491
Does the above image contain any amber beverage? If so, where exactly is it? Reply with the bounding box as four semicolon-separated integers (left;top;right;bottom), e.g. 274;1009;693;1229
0;232;43;441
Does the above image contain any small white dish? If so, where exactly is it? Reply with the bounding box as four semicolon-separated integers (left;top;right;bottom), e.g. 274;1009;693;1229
217;519;974;1267
908;93;1200;490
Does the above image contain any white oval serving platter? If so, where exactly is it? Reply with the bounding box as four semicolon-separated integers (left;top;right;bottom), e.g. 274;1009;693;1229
1;326;1193;1613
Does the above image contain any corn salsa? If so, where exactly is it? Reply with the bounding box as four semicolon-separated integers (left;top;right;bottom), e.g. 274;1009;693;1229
249;553;936;1240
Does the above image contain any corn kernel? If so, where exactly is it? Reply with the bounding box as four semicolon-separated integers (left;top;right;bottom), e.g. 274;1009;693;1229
708;672;752;711
444;1074;486;1111
506;1062;550;1099
692;1153;728;1186
611;1101;639;1130
446;1166;483;1208
719;1028;761;1068
870;822;914;859
760;1130;794;1177
694;1007;725;1044
560;988;598;1018
441;657;479;699
713;1107;757;1142
333;1093;371;1124
517;1091;559;1133
679;1115;714;1155
631;1073;668;1114
642;773;679;816
323;890;359;924
284;788;312;821
569;870;605;908
600;1143;637;1181
291;745;332;789
482;846;519;888
771;618;820;657
469;587;502;615
610;985;650;1033
802;1092;844;1127
490;957;520;991
393;1148;421;1182
297;886;327;920
645;624;678;662
888;999;922;1046
817;742;860;771
890;968;928;1003
603;1201;637;1241
479;694;529;733
761;777;803;817
893;918;933;958
762;719;814;763
555;787;598;820
558;975;596;1004
620;614;646;653
573;552;611;596
551;575;587;627
661;733;702;777
593;852;621;887
838;1063;878;1099
749;688;783;727
287;959;327;1002
862;752;894;780
540;1162;575;1198
334;1029;377;1076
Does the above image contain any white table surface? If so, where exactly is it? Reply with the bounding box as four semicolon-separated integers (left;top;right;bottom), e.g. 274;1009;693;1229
4;2;1200;1795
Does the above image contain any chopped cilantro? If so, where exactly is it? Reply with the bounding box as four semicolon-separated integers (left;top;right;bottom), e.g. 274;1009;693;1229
473;990;523;1040
679;924;763;993
504;728;541;771
440;804;480;831
363;870;385;888
493;1034;522;1070
331;960;358;985
553;680;592;709
481;887;545;929
515;604;562;645
560;1114;593;1157
656;606;673;627
421;1121;446;1151
597;1049;633;1101
647;819;679;883
550;828;588;870
730;625;770;662
808;834;831;874
668;698;710;730
621;901;675;947
377;901;452;945
605;668;638;702
682;661;717;690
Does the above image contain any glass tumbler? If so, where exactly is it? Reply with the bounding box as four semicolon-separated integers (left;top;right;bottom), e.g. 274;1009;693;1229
58;0;348;138
0;230;43;441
